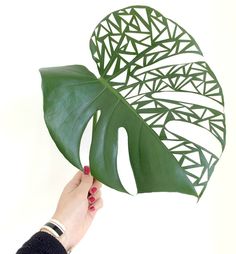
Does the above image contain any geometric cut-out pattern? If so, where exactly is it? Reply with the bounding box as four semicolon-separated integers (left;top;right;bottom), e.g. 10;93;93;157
90;5;226;197
90;6;202;81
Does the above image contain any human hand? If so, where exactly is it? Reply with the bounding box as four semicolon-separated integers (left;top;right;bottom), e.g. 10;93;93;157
50;166;103;251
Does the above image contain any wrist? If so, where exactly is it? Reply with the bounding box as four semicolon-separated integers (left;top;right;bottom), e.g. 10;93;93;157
59;234;72;252
40;228;72;253
40;219;73;253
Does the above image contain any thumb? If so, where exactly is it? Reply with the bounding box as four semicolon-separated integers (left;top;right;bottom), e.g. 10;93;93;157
64;171;83;192
77;166;93;196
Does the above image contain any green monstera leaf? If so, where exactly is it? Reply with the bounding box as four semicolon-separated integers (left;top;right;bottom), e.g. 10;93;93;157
40;5;226;198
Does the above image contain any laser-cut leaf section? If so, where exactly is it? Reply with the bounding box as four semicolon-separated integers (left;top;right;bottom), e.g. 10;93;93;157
121;61;225;197
90;6;202;82
89;6;226;197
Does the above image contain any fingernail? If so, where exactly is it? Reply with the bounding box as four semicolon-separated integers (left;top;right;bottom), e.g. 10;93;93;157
88;196;95;203
84;166;90;175
90;187;97;194
89;205;95;211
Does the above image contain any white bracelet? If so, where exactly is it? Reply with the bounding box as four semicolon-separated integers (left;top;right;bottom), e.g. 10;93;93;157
50;218;66;232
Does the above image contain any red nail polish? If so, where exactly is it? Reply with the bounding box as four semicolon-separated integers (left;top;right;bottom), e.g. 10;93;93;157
89;205;95;211
90;187;97;194
88;196;95;203
84;166;90;175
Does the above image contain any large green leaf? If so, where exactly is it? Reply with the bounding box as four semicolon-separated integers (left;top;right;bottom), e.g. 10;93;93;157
40;6;226;198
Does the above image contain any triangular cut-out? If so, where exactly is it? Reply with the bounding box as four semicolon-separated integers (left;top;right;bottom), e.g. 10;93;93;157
156;29;169;41
173;154;182;161
111;35;122;43
172;145;192;152
159;66;173;75
120;20;127;32
135;8;149;22
202;150;212;164
135;58;144;67
198;120;210;130
126;94;145;104
181;83;198;93
145;81;155;90
103;50;110;68
120;36;128;48
139;101;156;109
99;26;108;37
187;175;197;184
195;185;204;196
131;18;138;27
199;170;208;184
126;41;136;53
120;53;136;62
129;25;138;32
108;14;118;26
209;157;217;168
111;69;128;83
182;158;196;167
127;76;138;86
196;84;205;94
126;85;140;98
140;84;151;94
178;41;190;52
126;32;150;41
107;58;117;76
185;45;199;52
111;40;118;50
147;114;165;125
153;112;168;125
153;127;162;135
93;52;99;59
104;37;112;55
136;16;149;32
167;19;176;38
186;151;201;164
135;43;148;53
151;23;160;40
119;59;126;69
176;107;192;114
203;110;215;119
142;37;152;46
139;112;158;120
162;140;183;149
164;130;178;140
119;86;134;97
120;15;133;23
193;108;205;118
151;17;165;32
211;120;224;129
185;166;204;178
101;20;110;32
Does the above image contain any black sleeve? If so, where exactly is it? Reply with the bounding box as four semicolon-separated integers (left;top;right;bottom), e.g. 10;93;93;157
16;231;67;254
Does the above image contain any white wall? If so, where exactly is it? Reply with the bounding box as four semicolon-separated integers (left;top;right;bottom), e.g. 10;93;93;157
0;1;235;253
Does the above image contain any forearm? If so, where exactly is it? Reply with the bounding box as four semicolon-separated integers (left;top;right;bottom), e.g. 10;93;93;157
16;231;67;254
